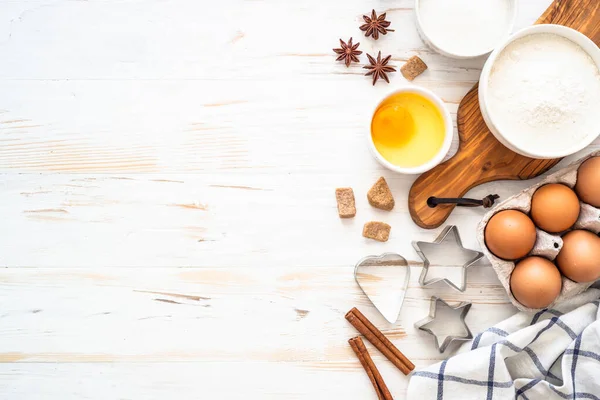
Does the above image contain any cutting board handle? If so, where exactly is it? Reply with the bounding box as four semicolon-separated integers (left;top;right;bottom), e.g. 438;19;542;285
408;149;491;229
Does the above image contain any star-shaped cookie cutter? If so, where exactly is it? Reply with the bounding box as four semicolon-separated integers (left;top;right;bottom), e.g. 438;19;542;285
412;225;483;292
414;296;473;353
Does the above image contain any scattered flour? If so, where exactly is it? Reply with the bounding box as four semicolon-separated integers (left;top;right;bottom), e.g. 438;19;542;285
487;33;600;154
418;0;513;56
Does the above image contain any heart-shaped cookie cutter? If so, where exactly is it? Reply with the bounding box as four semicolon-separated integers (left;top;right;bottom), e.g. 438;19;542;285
354;253;411;324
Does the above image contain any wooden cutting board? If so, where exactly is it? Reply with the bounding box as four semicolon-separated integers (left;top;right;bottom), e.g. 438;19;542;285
408;0;600;229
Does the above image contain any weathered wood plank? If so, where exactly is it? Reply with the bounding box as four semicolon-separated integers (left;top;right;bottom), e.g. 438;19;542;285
0;172;562;268
0;266;514;364
0;362;404;399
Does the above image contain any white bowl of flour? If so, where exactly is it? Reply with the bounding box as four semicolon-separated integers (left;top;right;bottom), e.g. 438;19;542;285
479;24;600;159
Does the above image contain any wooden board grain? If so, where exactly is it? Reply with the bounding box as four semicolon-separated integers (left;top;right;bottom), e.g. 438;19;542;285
408;0;600;229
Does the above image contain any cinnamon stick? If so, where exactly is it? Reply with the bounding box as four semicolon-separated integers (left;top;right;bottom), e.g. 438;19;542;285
349;338;385;400
349;337;393;400
346;312;410;375
349;307;415;372
345;308;414;375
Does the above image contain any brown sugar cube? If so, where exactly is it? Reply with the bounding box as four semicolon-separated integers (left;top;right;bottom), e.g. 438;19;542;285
401;56;428;81
335;188;356;218
367;177;395;211
363;221;391;242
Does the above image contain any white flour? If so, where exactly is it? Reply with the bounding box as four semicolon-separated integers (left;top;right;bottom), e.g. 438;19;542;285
487;33;600;153
418;0;512;56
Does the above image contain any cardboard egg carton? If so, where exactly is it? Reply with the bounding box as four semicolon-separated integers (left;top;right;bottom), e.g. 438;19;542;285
477;151;600;312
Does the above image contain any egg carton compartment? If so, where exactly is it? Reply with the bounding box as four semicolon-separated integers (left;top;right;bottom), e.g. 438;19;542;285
477;151;600;313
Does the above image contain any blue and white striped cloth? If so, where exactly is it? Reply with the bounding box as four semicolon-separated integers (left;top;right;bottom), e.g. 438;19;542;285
408;289;600;400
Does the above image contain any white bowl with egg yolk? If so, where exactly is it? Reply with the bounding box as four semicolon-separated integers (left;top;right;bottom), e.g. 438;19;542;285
368;86;453;174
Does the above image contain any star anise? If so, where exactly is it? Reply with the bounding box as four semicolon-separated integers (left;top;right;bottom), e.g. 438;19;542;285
364;51;396;85
333;37;362;67
360;10;394;40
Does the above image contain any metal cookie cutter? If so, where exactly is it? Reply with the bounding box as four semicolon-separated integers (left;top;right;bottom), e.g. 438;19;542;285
412;225;483;292
354;253;410;324
415;296;473;353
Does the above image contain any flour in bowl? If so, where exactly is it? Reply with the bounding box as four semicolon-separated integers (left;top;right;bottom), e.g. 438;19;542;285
487;33;600;154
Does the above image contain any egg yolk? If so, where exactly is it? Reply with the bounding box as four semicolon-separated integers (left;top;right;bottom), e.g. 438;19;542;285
372;105;416;148
371;92;445;168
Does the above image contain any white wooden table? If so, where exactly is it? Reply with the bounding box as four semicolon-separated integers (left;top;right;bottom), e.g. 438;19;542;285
1;0;597;398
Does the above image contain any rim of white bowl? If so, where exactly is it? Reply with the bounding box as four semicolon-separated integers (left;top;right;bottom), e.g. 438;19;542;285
414;0;518;59
368;86;454;175
479;24;600;159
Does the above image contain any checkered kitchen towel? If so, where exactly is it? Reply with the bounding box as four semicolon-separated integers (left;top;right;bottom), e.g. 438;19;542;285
408;289;600;400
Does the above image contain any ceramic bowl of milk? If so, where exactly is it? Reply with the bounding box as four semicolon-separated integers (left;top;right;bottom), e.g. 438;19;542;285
415;0;517;59
479;24;600;159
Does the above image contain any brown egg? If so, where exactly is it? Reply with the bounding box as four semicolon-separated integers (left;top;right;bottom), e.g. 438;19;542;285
575;157;600;207
485;210;537;260
510;256;562;309
530;184;580;233
556;230;600;283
